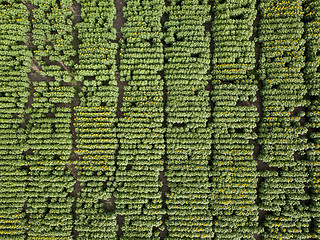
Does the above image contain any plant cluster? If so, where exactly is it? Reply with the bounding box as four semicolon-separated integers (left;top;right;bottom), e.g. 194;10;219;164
115;0;165;238
210;1;261;239
163;0;213;238
73;0;119;239
0;1;30;239
258;0;312;239
304;0;320;238
24;0;76;239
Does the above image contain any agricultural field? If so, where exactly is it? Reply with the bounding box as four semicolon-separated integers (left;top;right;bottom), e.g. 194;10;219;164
0;0;320;239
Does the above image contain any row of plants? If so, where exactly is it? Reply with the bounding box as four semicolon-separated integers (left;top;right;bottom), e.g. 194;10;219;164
211;1;261;239
0;1;30;239
25;0;76;239
258;0;313;239
164;0;213;238
115;0;165;238
73;0;119;239
304;0;320;238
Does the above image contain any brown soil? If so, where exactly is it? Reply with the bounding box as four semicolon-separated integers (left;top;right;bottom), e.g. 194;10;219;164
67;3;82;239
116;72;126;118
70;0;81;67
116;215;125;238
101;196;116;212
251;4;269;239
114;0;127;119
159;169;169;239
69;178;81;240
113;0;126;237
70;96;80;163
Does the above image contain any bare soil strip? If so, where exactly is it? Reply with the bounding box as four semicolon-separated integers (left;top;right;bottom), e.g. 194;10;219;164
113;0;126;237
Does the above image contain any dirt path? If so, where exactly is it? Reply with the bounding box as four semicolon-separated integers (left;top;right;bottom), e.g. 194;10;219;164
113;0;126;237
252;1;275;239
114;0;127;119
